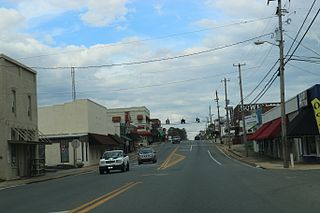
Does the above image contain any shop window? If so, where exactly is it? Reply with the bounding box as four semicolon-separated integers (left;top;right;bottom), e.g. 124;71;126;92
60;141;69;163
11;144;17;168
305;137;317;155
86;142;88;161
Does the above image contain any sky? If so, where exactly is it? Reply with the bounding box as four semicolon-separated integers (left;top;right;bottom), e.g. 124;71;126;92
0;0;319;139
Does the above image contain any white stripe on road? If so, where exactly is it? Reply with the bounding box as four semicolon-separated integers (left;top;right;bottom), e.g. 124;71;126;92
207;150;222;166
215;144;257;169
190;145;193;152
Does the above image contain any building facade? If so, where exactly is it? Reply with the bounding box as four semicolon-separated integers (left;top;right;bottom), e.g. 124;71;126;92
107;106;152;145
0;54;45;180
39;99;121;167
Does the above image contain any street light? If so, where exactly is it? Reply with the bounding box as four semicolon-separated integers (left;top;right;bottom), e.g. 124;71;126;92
254;1;289;168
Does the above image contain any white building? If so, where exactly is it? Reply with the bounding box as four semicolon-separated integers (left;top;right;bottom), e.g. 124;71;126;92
39;99;122;167
0;54;46;180
107;106;151;145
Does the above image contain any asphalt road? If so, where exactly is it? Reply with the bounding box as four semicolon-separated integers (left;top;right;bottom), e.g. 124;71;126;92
1;140;320;213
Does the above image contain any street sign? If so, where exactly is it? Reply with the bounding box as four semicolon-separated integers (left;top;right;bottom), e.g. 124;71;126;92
71;139;81;149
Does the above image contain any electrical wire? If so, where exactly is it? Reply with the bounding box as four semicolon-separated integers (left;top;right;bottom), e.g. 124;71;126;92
17;16;275;61
285;7;320;64
28;33;273;70
285;0;317;58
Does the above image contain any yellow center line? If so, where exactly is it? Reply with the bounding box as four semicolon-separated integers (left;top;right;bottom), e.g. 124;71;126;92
69;181;141;213
158;147;179;170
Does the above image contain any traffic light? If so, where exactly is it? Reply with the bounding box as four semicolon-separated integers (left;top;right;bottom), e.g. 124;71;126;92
196;117;200;123
181;118;186;124
165;118;170;124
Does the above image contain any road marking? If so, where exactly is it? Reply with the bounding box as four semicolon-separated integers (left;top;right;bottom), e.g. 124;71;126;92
142;173;168;177
0;184;26;191
69;181;141;213
215;145;257;169
207;150;222;166
190;145;193;152
158;146;186;170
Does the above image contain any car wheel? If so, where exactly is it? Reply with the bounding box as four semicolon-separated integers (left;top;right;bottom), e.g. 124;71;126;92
121;163;126;172
99;168;104;175
126;162;130;171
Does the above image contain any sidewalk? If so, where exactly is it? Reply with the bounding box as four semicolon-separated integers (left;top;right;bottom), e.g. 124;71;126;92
217;143;320;170
0;143;162;190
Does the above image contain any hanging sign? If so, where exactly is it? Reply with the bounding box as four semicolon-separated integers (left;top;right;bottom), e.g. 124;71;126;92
311;98;320;134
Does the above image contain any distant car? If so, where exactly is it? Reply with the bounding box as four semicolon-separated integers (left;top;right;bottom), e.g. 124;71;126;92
99;150;129;174
138;147;157;164
195;136;200;140
172;136;181;144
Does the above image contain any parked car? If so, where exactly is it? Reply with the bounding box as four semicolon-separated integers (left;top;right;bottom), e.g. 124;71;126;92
138;147;157;164
99;150;129;174
172;135;181;144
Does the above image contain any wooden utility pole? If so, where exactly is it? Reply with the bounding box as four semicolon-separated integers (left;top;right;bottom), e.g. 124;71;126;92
234;63;248;157
214;90;222;143
222;78;231;148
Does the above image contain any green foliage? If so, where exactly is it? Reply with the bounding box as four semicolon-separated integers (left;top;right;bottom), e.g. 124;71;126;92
167;127;188;140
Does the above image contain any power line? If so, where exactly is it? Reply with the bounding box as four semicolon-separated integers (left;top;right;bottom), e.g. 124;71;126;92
285;0;317;58
285;7;320;64
17;16;275;61
285;33;320;57
30;33;273;70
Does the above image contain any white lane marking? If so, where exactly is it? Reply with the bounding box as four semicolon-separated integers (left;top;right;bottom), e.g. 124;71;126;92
215;145;257;169
190;145;193;152
48;211;69;213
0;184;25;191
207;150;222;166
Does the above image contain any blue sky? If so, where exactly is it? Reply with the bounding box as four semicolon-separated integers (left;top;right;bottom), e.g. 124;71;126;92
0;0;319;138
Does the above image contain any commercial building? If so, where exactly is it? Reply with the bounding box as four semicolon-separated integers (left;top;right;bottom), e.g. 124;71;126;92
39;99;123;167
0;54;47;180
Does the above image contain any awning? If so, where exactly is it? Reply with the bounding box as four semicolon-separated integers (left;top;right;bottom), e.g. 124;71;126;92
288;106;319;136
247;122;272;141
10;128;51;145
137;131;152;136
8;140;49;145
255;118;281;140
88;133;120;146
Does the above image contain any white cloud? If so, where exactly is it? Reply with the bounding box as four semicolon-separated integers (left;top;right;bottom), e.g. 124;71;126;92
80;0;129;27
153;3;164;16
0;8;24;31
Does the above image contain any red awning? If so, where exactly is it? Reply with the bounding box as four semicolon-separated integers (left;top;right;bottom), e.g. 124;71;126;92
137;131;152;136
247;122;272;141
256;118;281;140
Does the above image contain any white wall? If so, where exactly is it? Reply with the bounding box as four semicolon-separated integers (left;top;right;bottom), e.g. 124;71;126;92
39;99;110;136
263;96;299;123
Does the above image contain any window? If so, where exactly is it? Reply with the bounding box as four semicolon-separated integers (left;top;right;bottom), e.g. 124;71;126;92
11;144;17;168
305;136;317;155
86;142;88;161
81;141;84;161
60;141;69;163
12;90;16;115
28;95;32;119
11;128;17;140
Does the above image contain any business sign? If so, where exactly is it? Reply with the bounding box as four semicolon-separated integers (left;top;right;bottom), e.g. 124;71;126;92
311;98;320;134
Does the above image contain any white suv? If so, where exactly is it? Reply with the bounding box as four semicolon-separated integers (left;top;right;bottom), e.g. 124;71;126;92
99;150;129;174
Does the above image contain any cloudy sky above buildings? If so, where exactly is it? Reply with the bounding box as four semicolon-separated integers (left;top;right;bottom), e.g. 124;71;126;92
0;0;319;138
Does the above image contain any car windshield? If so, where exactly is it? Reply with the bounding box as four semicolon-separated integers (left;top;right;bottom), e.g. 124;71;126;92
103;151;123;159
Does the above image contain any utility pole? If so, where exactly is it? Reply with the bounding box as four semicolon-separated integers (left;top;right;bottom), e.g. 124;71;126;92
71;67;76;101
222;78;231;148
214;90;222;143
234;63;248;157
268;0;289;168
209;105;212;124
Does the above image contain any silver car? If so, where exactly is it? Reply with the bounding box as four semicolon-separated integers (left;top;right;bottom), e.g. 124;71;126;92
138;148;157;164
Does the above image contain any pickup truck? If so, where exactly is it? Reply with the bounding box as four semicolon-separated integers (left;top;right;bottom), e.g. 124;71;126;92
99;150;129;174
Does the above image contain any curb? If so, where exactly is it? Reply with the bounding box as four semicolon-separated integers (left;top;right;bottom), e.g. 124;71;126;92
216;144;266;169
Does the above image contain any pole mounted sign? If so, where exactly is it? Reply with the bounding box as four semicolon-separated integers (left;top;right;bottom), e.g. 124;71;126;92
71;139;81;149
311;98;320;134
